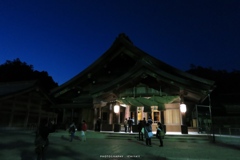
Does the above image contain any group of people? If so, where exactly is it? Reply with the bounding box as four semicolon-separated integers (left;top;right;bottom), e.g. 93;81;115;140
34;117;163;159
34;119;87;160
124;116;164;147
123;117;135;133
138;117;164;147
69;120;88;142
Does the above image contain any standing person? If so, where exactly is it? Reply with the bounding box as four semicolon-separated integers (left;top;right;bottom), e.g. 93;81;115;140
142;117;147;126
144;123;153;147
69;122;76;142
127;117;133;133
81;120;88;141
138;120;143;141
35;119;55;160
124;118;128;133
96;117;101;132
132;116;135;125
156;122;163;147
147;116;153;130
141;117;147;141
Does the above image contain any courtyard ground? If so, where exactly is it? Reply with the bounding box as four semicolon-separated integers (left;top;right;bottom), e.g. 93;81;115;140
0;129;239;160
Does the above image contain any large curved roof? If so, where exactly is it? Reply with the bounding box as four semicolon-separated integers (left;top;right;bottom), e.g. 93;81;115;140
51;33;215;104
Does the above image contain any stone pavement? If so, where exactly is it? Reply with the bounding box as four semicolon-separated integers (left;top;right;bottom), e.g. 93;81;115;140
0;129;240;160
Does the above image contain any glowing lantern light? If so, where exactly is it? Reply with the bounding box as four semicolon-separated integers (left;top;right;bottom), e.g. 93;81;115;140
180;104;187;113
114;104;120;113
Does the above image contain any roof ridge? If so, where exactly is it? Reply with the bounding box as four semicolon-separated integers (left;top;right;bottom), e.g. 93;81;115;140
117;33;133;44
0;80;37;85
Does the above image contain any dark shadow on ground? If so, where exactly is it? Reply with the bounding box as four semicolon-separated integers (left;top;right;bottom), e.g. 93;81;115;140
143;153;168;160
215;142;240;150
0;132;95;160
21;149;35;160
0;141;32;150
61;135;81;141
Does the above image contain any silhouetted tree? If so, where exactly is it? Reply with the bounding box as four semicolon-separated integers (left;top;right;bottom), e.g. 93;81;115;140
187;65;240;94
187;65;240;116
0;58;58;92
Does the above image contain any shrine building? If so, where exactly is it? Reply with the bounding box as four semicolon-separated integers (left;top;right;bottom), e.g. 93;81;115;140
0;81;57;129
51;33;215;133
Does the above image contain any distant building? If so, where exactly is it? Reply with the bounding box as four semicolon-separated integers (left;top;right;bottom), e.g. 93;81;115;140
0;81;57;129
51;33;215;133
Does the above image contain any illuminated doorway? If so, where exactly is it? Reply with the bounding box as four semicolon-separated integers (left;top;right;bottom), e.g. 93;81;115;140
153;111;160;123
137;107;143;123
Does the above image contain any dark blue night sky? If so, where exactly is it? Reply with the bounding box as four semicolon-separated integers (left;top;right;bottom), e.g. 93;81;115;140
1;0;240;85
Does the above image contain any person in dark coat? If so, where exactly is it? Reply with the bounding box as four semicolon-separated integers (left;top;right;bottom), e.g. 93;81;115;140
81;120;88;141
69;122;76;142
140;117;147;141
138;120;143;141
127;117;133;133
144;123;152;146
96;117;101;132
156;122;163;147
35;119;55;160
142;117;147;126
124;118;128;133
147;116;153;130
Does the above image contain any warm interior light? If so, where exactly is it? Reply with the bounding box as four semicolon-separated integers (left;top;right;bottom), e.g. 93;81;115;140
120;104;127;107
180;103;187;113
114;104;120;113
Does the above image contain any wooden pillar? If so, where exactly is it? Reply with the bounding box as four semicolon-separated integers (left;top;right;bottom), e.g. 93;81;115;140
24;93;31;128
37;100;43;126
94;107;98;128
109;104;113;124
117;107;120;124
125;105;130;120
161;111;164;124
62;108;66;123
78;109;82;124
24;106;30;128
53;110;58;123
99;107;102;119
8;106;14;127
71;108;74;121
8;97;16;127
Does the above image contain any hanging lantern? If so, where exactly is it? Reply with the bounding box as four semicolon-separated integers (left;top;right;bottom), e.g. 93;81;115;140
114;104;120;113
180;103;187;113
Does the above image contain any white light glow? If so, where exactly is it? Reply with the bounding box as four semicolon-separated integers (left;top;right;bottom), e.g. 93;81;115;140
120;104;127;107
180;104;187;113
114;104;120;113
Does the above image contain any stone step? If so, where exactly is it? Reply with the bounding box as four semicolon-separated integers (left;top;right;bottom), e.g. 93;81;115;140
99;132;210;143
